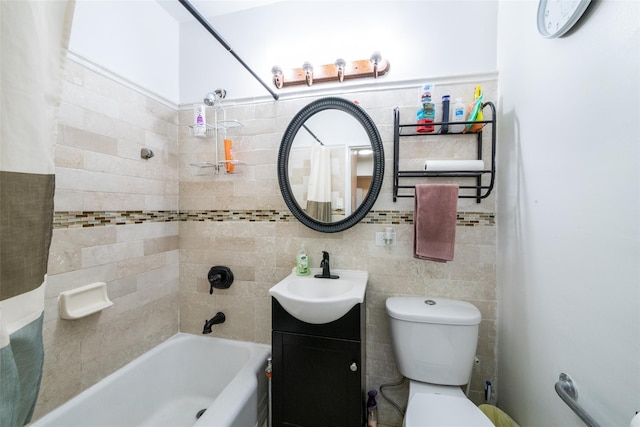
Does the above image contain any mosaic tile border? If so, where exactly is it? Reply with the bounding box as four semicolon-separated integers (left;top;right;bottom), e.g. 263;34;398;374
54;210;495;228
364;210;495;226
179;210;297;223
53;211;180;229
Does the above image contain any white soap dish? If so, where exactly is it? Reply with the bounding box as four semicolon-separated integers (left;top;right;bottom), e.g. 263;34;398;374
58;282;113;320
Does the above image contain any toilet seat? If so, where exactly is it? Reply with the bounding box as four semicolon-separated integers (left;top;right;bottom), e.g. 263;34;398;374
404;393;495;427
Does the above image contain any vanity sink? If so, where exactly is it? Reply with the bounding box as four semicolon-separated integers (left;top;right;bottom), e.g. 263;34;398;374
269;269;368;324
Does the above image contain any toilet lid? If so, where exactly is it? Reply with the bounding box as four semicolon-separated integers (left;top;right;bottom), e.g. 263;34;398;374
405;393;494;427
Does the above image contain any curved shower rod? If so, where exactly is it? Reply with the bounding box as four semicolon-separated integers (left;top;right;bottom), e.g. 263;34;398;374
178;0;279;101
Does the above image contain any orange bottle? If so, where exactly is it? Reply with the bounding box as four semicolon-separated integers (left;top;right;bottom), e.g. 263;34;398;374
224;139;234;173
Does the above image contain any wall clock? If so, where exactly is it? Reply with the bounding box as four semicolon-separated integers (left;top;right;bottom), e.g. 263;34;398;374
537;0;591;38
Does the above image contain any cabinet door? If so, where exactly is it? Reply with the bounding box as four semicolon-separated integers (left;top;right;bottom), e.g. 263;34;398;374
272;332;363;427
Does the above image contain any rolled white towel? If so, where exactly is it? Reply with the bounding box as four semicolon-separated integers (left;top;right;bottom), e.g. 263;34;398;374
424;160;485;171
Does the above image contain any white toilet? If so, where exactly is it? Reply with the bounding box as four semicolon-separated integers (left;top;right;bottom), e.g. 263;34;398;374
386;297;494;427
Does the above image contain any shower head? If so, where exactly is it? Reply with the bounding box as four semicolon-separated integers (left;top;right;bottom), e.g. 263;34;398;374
204;93;215;106
203;89;227;106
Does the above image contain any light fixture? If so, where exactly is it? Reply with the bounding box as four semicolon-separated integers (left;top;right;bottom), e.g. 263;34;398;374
271;66;283;89
302;62;314;86
270;54;389;89
335;58;346;82
370;51;382;78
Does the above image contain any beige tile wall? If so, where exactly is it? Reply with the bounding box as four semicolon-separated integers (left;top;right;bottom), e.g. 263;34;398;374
34;57;496;427
178;82;497;427
32;58;180;420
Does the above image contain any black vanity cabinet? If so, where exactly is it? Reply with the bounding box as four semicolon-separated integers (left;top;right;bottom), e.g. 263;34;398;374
271;298;366;427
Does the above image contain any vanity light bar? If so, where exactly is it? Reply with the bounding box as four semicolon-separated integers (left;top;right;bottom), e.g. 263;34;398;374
272;53;390;89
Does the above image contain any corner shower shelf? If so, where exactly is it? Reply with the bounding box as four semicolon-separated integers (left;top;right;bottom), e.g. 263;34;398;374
393;101;496;203
188;92;245;175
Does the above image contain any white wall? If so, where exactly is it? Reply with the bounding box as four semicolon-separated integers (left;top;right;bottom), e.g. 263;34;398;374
496;1;640;426
68;1;498;105
179;0;498;103
69;0;180;104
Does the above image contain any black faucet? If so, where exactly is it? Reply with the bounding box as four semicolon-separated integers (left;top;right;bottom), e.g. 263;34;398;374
202;312;225;334
314;251;339;279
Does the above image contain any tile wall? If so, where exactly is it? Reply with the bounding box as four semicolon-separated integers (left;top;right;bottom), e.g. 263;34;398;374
178;82;498;427
33;57;497;427
32;59;180;419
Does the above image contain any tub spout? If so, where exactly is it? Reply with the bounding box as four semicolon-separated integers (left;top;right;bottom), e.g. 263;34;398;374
203;312;225;334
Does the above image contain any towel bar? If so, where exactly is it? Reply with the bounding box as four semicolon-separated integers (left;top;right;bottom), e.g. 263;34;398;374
555;373;601;427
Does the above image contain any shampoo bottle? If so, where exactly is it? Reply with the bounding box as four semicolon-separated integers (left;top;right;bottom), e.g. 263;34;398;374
441;95;450;134
193;104;206;137
296;244;310;276
450;98;466;133
224;139;234;173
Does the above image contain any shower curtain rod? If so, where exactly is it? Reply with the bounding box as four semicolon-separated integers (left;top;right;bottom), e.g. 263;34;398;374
178;0;279;101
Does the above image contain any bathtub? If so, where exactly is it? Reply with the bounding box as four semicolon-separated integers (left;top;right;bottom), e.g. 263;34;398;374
31;333;271;427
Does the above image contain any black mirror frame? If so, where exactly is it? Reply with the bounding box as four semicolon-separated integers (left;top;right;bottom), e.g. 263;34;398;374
277;97;384;233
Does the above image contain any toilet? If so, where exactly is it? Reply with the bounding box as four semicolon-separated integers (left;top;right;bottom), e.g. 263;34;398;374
386;297;494;427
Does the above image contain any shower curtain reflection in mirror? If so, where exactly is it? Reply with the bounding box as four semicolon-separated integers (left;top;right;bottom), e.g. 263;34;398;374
306;145;332;222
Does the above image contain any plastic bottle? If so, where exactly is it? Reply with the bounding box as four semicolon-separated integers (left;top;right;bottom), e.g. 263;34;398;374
296;244;309;276
465;86;484;133
420;83;433;104
193;104;206;136
224;139;234;173
367;390;378;427
441;95;450;134
450;98;466;133
417;83;435;133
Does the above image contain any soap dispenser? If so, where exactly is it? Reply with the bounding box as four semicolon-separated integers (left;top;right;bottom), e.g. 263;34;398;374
296;244;310;276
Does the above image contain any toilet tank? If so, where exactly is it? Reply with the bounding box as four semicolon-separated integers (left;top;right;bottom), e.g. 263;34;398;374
386;297;481;386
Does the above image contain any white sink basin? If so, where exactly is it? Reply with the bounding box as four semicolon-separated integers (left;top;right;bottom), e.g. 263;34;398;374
269;269;368;324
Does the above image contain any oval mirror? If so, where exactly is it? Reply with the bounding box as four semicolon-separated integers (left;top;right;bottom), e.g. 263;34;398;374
277;97;384;233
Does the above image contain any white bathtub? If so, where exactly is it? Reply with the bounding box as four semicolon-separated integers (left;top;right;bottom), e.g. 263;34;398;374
31;333;271;427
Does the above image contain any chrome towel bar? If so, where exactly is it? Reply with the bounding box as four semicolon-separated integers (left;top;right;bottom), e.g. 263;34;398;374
555;373;601;427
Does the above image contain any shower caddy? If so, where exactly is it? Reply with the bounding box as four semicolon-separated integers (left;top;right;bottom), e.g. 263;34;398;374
393;101;496;203
189;89;244;175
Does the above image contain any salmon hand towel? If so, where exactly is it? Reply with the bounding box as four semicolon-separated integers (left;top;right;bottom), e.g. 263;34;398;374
413;184;459;262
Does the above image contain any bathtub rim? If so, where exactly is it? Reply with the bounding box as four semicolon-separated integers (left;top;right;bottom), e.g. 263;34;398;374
31;332;271;427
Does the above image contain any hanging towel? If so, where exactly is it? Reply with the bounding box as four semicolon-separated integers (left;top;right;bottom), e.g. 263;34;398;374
413;184;459;262
306;144;332;222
